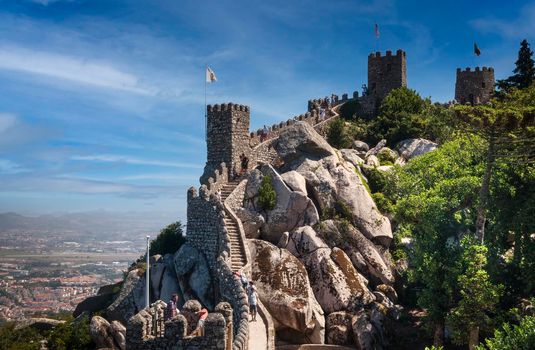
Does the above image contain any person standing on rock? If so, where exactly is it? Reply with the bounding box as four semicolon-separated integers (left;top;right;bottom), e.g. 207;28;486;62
248;282;258;322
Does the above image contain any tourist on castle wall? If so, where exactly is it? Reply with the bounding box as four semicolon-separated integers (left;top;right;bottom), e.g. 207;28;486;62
248;282;258;322
192;308;209;336
164;294;180;321
240;153;249;176
261;125;269;142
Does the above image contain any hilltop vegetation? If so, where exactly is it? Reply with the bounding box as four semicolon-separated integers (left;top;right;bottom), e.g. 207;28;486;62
325;40;535;349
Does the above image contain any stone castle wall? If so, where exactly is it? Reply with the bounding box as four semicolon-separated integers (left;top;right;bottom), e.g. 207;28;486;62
126;300;230;350
455;66;495;104
186;186;226;275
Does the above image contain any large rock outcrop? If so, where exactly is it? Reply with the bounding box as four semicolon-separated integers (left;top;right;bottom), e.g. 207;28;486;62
174;243;213;309
245;165;319;243
272;122;392;246
318;220;394;285
90;316;125;350
106;269;144;324
281;226;375;314
274;121;336;166
248;239;325;343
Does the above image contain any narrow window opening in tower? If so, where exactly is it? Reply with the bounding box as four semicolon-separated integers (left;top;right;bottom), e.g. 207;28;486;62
371;82;376;91
482;82;486;88
387;64;391;72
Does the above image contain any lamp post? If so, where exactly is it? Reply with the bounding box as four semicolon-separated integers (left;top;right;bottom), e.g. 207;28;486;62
145;235;150;309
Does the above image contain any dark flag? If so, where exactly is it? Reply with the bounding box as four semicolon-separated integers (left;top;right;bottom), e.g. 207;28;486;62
474;42;481;56
375;23;380;39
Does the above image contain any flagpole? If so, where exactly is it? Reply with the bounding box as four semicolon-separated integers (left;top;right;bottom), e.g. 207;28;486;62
205;64;207;142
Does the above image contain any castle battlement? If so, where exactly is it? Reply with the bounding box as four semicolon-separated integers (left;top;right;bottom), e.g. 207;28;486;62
369;49;406;59
207;103;250;113
456;66;494;74
126;300;232;350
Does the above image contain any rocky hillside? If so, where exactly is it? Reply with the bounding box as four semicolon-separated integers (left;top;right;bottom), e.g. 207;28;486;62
66;121;438;349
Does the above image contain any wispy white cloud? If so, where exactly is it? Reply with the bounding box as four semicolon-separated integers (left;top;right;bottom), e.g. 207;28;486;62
71;154;203;169
0;159;29;174
470;3;535;39
0;46;157;95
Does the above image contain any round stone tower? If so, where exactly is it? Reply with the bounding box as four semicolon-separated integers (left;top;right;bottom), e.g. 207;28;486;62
455;67;495;105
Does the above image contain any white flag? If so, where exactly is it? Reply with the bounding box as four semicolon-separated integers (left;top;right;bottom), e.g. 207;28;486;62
206;66;217;83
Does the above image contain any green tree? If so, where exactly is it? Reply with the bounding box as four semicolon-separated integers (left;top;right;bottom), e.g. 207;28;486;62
327;118;351;148
388;136;484;346
497;40;535;90
258;175;277;210
0;322;43;350
454;85;535;243
47;315;94;350
447;238;502;350
476;315;535;350
149;221;186;257
369;87;428;145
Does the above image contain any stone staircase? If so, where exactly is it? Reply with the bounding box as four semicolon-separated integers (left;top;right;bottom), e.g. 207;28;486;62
220;180;248;272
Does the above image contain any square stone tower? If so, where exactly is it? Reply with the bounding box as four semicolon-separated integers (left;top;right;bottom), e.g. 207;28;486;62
368;49;407;101
201;103;250;183
455;67;495;105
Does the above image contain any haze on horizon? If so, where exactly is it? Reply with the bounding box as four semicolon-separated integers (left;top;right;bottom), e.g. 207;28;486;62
0;0;532;217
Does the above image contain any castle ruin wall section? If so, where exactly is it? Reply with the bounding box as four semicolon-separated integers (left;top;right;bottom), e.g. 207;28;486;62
186;186;226;275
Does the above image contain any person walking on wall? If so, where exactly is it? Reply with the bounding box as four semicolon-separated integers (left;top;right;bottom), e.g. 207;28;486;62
248;281;258;322
261;125;269;142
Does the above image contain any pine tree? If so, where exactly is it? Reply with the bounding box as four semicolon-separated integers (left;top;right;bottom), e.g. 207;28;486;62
497;40;535;90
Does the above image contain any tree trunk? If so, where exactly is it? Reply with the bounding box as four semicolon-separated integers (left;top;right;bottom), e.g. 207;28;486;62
468;326;479;350
433;323;444;347
476;133;496;243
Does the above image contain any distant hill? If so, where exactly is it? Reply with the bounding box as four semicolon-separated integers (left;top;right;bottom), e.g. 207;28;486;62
0;211;179;237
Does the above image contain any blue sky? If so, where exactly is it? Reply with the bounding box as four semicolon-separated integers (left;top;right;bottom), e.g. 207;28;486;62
0;0;533;220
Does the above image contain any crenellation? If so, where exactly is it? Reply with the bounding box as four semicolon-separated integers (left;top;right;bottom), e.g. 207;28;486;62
126;301;229;350
386;50;392;56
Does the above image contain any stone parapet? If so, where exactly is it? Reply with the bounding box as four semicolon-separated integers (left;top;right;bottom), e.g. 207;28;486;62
126;300;228;350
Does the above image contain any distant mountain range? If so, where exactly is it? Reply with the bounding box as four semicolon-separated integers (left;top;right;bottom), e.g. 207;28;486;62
0;211;180;236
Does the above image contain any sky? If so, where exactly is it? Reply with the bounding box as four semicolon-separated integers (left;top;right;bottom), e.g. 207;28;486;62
0;0;533;221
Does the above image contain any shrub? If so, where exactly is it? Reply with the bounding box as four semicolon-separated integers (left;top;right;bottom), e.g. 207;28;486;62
372;192;394;214
377;148;397;165
149;221;186;257
47;315;94;350
0;322;43;350
327;118;351;149
476;316;535;350
363;167;390;193
258;175;277;210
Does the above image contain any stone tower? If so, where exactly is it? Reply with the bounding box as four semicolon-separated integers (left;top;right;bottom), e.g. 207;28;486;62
455;67;495;105
201;103;250;183
368;49;407;101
